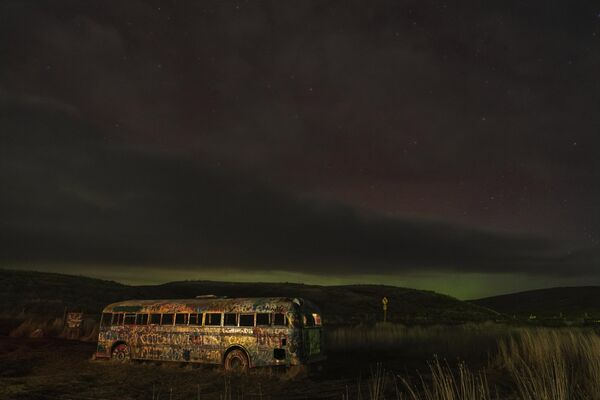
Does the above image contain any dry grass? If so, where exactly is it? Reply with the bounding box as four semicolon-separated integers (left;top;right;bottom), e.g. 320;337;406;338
355;359;493;400
496;329;600;400
399;359;492;400
328;322;513;361
334;324;600;400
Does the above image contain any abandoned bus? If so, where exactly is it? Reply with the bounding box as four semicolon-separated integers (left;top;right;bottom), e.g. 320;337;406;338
95;296;325;370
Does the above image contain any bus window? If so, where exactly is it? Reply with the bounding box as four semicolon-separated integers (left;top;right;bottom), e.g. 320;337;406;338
224;313;237;326
312;313;322;326
205;313;221;326
161;313;174;325
256;313;270;326
303;313;315;327
239;314;254;327
150;313;161;325
112;313;124;326
101;313;112;326
175;313;188;325
136;313;149;325
273;313;286;326
189;313;202;325
124;313;136;325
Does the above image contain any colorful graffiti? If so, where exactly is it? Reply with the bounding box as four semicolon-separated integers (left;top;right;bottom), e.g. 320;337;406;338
95;297;326;368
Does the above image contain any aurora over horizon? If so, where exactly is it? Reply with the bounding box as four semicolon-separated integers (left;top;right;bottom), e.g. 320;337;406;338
2;0;600;300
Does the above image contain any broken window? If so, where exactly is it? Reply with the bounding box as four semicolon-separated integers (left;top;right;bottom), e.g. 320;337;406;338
175;313;189;325
273;313;286;326
161;313;174;325
112;313;124;325
124;313;136;325
205;313;221;326
101;313;112;327
224;313;237;326
239;314;254;327
256;313;270;326
136;313;149;325
189;313;202;325
150;313;161;325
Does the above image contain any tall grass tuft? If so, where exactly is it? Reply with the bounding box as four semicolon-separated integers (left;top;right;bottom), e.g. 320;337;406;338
496;329;600;400
399;358;492;400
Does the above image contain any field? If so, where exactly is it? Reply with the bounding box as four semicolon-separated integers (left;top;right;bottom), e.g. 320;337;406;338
4;270;600;399
3;323;600;399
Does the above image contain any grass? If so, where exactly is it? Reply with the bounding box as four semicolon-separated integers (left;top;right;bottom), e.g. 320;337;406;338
328;321;514;361
329;324;600;400
5;322;600;399
496;329;600;400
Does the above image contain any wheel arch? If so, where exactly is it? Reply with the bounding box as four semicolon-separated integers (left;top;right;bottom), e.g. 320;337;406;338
223;345;252;368
111;340;128;354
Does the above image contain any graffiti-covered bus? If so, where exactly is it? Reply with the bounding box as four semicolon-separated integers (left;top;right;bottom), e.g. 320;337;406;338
94;296;325;371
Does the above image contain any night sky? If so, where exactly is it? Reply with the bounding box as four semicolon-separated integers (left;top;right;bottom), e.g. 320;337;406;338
2;1;600;298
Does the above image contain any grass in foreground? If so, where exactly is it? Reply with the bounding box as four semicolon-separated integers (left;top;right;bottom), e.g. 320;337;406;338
331;324;600;399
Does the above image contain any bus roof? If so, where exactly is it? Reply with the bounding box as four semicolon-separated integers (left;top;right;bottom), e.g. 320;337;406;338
102;297;320;314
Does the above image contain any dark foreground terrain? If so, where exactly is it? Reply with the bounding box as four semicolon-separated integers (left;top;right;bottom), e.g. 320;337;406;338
6;322;600;399
0;335;436;400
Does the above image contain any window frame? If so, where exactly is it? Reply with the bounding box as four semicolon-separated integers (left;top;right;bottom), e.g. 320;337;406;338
136;313;149;325
205;312;222;326
111;313;124;326
189;313;202;326
239;313;255;327
175;313;189;325
256;313;270;326
223;313;238;327
161;313;174;326
123;313;136;325
149;313;161;325
273;313;287;327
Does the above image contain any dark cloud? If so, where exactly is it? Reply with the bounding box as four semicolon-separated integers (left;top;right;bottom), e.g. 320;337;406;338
1;103;597;277
1;1;600;283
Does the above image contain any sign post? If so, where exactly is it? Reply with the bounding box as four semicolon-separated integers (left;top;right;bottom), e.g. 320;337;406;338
382;297;388;323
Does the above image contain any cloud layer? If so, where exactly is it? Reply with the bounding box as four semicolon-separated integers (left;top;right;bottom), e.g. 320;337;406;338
1;1;600;281
1;103;597;277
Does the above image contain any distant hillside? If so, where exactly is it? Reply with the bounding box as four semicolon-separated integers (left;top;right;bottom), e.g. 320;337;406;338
0;269;498;325
471;287;600;320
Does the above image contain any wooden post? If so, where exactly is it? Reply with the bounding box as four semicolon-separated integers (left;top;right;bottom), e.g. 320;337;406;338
382;297;388;323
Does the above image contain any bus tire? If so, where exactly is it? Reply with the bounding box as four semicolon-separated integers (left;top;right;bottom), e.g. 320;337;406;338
111;343;130;363
223;348;249;372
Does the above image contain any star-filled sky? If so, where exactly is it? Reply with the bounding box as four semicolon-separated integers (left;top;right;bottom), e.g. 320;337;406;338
2;0;600;298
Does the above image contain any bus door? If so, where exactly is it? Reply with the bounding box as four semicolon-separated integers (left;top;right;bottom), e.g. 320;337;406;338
302;313;322;358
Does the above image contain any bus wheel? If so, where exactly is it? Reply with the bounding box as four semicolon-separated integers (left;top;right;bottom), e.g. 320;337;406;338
111;343;130;363
224;349;249;372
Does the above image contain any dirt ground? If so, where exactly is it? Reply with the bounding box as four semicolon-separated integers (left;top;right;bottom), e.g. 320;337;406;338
0;335;435;400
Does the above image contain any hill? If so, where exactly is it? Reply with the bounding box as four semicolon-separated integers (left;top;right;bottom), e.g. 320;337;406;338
471;287;600;320
0;269;498;325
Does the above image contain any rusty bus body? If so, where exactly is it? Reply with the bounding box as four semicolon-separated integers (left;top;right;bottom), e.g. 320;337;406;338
95;297;325;370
